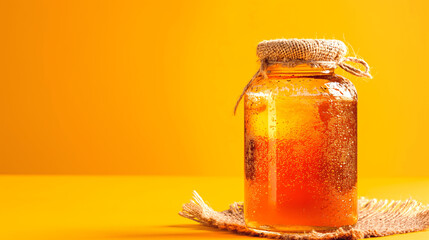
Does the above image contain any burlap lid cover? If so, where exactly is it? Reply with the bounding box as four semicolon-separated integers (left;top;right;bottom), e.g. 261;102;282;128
257;39;347;64
234;39;372;114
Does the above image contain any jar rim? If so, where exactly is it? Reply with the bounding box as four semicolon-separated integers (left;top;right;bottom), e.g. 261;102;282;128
266;63;335;75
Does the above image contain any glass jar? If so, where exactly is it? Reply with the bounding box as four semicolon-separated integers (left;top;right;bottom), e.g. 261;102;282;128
244;63;358;232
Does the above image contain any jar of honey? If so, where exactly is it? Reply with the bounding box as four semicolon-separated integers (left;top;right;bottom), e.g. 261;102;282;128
237;39;371;232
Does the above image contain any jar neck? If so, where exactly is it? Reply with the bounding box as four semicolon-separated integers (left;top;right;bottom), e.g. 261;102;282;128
265;63;335;77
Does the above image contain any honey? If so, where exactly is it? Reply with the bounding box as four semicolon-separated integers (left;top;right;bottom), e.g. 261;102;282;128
244;64;358;232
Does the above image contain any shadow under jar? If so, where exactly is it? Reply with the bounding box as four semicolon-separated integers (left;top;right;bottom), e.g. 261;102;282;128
244;63;358;233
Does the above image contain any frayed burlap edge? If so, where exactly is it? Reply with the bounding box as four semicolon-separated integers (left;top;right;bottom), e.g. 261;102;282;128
179;191;429;240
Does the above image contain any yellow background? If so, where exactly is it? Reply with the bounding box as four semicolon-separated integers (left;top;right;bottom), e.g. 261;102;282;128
1;0;428;177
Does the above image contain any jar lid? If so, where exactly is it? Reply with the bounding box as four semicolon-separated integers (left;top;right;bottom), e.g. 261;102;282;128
234;38;372;114
257;39;347;63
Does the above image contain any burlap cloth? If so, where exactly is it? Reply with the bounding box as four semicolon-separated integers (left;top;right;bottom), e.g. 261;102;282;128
179;191;429;240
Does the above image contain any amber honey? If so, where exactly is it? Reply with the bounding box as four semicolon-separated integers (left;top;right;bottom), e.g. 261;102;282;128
244;65;358;232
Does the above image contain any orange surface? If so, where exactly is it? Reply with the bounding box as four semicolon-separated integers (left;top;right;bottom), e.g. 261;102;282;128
0;176;428;240
1;0;429;176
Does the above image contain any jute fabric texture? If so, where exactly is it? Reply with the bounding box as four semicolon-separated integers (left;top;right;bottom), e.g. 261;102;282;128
179;191;429;240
